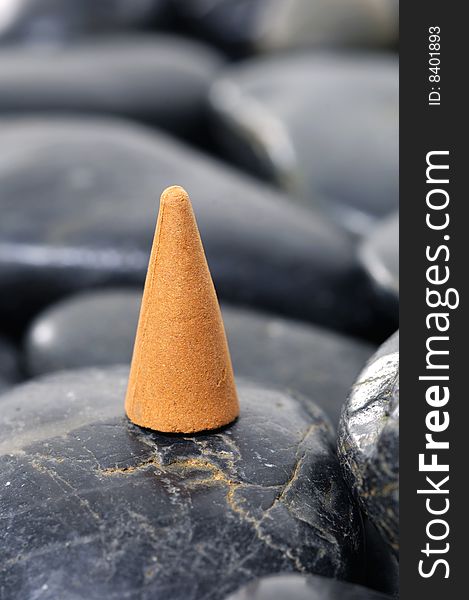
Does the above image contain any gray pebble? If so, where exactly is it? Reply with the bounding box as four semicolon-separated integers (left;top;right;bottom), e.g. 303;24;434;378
172;0;398;55
209;53;398;235
0;34;222;135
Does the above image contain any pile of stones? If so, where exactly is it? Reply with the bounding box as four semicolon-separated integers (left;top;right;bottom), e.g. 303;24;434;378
0;2;399;599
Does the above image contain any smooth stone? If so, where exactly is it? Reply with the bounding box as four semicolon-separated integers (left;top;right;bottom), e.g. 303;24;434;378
225;307;374;426
0;116;374;336
0;0;167;44
209;53;398;235
338;331;399;555
225;574;392;599
0;367;363;599
0;337;20;392
24;289;374;426
359;213;398;319
171;0;398;55
0;35;222;134
24;290;143;376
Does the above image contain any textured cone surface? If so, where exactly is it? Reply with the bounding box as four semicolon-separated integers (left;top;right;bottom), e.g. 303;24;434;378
125;186;239;433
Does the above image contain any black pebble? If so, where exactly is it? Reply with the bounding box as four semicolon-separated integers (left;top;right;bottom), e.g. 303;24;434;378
0;116;374;337
338;331;399;555
24;289;374;426
0;367;363;599
0;35;222;136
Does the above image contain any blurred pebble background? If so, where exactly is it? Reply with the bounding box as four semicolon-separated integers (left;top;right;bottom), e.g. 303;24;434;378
0;1;399;599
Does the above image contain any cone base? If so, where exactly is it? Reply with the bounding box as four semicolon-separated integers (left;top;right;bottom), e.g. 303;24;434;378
125;407;239;435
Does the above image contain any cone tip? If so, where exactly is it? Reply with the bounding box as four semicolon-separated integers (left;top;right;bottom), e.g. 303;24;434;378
160;185;190;206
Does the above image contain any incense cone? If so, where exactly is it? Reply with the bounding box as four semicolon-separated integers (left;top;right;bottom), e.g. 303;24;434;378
125;185;239;433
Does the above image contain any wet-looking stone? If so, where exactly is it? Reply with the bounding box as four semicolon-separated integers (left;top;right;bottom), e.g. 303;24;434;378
0;367;363;600
338;331;399;556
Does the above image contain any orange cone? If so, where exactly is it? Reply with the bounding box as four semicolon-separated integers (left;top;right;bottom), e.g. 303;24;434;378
125;185;239;433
